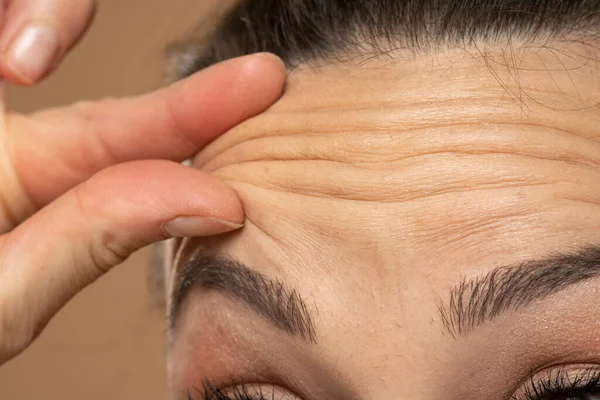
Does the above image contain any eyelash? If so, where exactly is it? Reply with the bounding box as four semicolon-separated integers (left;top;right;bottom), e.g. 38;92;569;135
515;367;600;400
188;367;600;400
188;380;284;400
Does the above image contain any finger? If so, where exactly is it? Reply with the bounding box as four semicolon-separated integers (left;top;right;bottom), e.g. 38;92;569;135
0;0;95;85
7;53;285;211
0;159;243;363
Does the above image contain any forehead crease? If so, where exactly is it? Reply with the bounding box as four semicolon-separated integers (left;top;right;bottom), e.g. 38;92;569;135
202;122;600;167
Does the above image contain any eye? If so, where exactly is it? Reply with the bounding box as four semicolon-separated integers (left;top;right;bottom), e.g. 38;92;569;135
188;380;302;400
512;366;600;400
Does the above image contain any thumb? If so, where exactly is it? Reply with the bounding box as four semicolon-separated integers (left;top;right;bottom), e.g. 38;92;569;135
0;160;242;363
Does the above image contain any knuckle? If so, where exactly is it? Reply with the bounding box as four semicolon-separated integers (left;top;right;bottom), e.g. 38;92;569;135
88;231;131;275
73;182;131;277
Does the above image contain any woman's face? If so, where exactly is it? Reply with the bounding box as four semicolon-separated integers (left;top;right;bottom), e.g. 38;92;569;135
165;39;600;400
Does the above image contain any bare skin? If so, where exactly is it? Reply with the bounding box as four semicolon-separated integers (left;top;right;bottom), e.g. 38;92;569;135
168;38;600;400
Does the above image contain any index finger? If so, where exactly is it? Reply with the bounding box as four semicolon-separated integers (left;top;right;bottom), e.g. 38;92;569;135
8;53;286;208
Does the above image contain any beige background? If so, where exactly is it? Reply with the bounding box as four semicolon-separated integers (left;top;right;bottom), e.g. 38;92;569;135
0;0;227;398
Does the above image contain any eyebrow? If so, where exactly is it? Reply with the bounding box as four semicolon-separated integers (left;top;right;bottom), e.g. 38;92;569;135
439;244;600;337
169;249;317;343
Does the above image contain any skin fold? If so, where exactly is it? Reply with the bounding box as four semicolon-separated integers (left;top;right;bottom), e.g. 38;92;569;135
167;37;600;400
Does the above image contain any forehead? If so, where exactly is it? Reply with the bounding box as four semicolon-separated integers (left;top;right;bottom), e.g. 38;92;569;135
191;43;600;269
171;42;600;396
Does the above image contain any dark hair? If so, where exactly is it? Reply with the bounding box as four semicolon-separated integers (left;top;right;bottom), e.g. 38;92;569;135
169;0;600;79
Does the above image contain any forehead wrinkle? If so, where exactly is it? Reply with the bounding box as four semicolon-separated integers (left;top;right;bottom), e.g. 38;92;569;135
202;122;600;171
194;41;600;169
206;155;598;209
190;56;600;221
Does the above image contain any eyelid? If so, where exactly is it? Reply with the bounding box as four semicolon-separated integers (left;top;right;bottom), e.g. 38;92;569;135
197;380;303;400
511;364;600;400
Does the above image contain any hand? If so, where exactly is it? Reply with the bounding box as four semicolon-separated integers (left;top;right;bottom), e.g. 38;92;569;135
0;4;286;363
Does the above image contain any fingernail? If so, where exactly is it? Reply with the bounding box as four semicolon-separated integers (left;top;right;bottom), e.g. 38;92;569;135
7;24;60;83
162;216;244;238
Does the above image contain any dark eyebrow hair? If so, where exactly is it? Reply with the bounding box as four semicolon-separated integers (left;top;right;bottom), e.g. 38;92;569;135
169;249;317;343
439;243;600;337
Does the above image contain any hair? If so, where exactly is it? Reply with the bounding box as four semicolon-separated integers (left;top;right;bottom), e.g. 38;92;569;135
169;0;600;79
